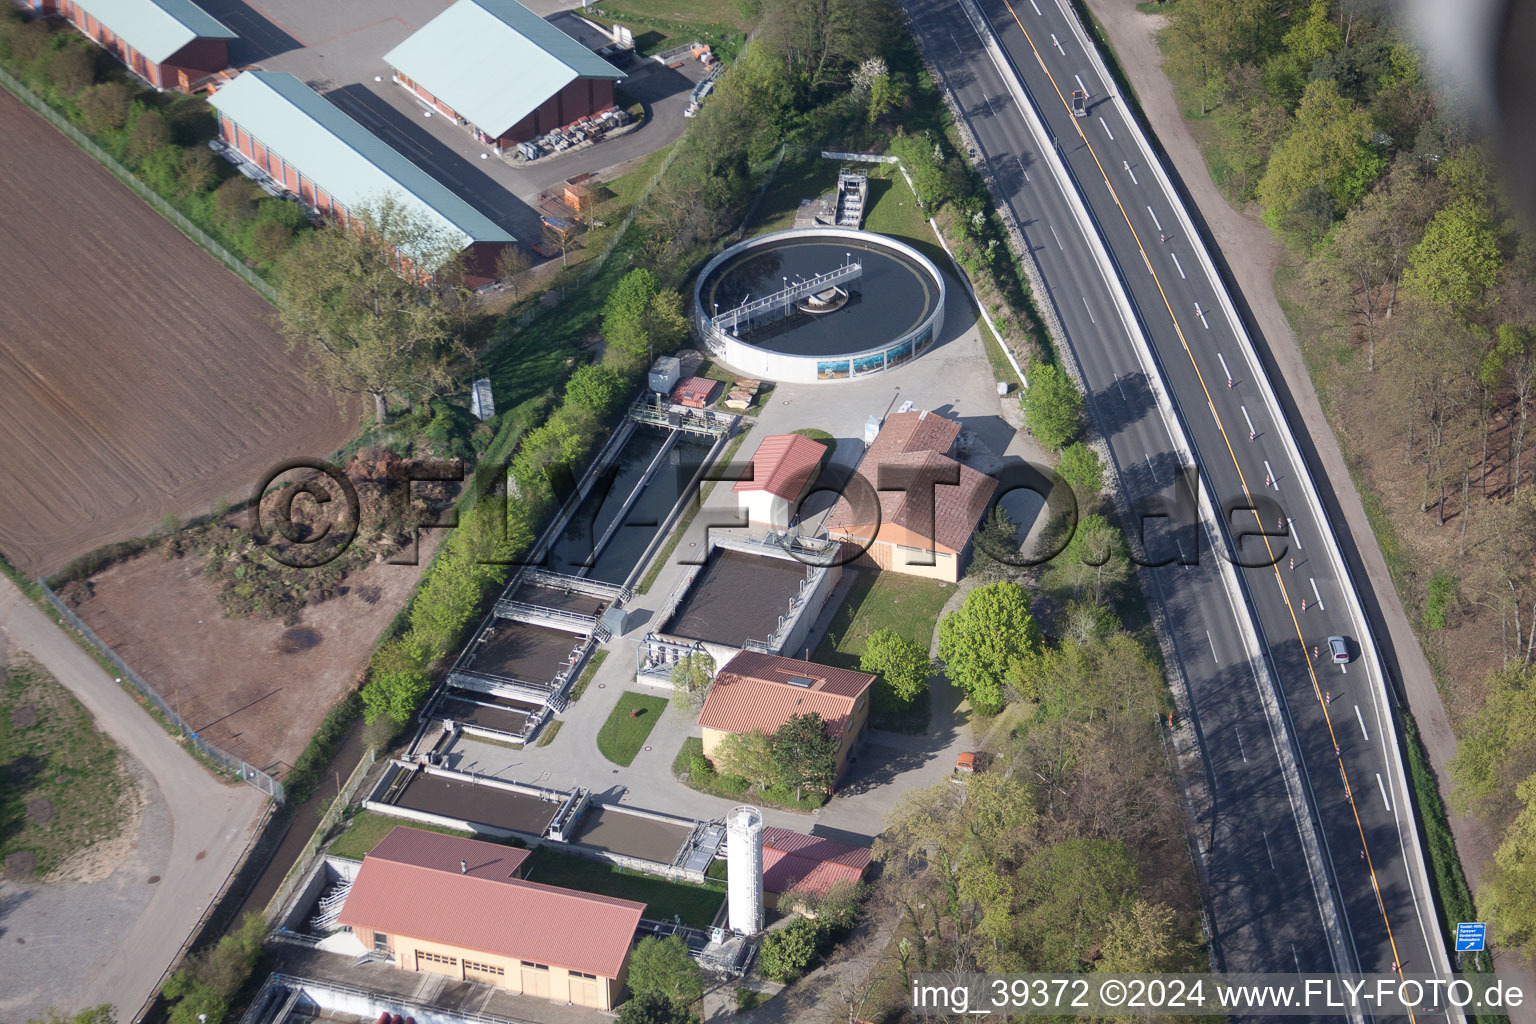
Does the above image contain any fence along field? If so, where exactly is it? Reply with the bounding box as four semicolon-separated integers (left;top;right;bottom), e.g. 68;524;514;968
0;86;353;576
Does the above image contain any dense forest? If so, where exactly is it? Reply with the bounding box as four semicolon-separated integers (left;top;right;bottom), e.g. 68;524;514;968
1157;0;1536;955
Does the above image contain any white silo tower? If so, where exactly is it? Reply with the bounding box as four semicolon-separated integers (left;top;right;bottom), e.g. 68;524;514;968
725;805;764;934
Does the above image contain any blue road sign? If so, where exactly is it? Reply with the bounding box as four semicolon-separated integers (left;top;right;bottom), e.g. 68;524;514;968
1456;922;1487;952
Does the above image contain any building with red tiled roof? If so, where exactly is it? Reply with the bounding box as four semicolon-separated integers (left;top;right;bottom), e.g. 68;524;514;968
761;826;872;904
824;409;997;583
671;376;719;408
696;652;874;789
337;826;644;1009
734;433;828;529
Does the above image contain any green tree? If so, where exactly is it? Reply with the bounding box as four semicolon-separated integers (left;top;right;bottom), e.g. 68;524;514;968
617;992;694;1024
1041;512;1131;606
1056;441;1105;499
361;667;431;725
1094;899;1183;973
1262;0;1343;105
1483;772;1536;955
771;712;839;799
670;651;715;712
494;244;531;299
603;268;687;370
1021;363;1082;450
45;43;93;97
250;220;294;266
77;81;132;133
1450;663;1536;814
123;107;170;167
162;978;226;1024
627;935;704;1009
176;146;218;197
1402;201;1503;315
212;176;258;230
936;581;1041;714
1259;79;1386;246
859;627;929;712
276;196;463;423
1021;838;1138;969
565;363;625;416
757;916;822;981
711;729;775;788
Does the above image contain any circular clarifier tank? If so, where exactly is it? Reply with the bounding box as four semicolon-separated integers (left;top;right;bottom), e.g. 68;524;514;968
693;228;945;382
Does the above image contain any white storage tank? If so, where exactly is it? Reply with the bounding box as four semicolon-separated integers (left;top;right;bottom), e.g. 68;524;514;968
726;805;764;934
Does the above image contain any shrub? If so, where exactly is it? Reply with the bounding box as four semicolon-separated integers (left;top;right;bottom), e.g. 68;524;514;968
757;917;822;982
77;81;132;134
212;177;258;230
715;773;749;794
124;107;170;166
1021;363;1082;450
176;146;218;196
44;43;94;97
565;362;626;416
1424;570;1458;630
688;753;715;778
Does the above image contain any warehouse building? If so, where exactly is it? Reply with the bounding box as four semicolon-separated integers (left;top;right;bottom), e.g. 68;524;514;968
696;652;874;789
383;0;626;150
208;71;515;286
338;826;646;1010
44;0;236;92
824;409;997;583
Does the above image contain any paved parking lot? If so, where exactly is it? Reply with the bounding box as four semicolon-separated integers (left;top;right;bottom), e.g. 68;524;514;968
200;0;701;244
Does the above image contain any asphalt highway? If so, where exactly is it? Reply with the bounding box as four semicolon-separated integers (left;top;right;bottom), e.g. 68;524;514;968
902;0;1448;1002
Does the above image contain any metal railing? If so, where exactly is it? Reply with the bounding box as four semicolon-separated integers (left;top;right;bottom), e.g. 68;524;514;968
711;260;863;334
37;580;286;802
262;747;377;921
0;66;281;306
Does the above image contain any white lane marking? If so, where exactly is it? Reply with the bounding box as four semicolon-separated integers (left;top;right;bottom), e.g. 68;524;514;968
1355;704;1369;742
1126;164;1138;184
1099;116;1115;141
1029;0;1041;13
1310;577;1325;610
1217;353;1233;384
1075;74;1090;96
1376;773;1391;811
1175;536;1186;562
1082;295;1096;323
1242;406;1256;437
1207;630;1218;662
1264;459;1277;490
1050;225;1064;250
1262;830;1276;869
1292;944;1302;973
1289;520;1302;549
1340;662;1348;675
1051;33;1065;55
1147;205;1162;231
1017;155;1030;182
1196;304;1210;328
1145;452;1158;482
1235;729;1248;763
1116;374;1128;401
1170;251;1186;279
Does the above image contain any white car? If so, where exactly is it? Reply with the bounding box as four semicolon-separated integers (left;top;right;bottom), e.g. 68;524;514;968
1327;635;1351;664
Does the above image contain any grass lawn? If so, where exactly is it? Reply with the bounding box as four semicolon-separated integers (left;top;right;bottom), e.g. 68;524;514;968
327;810;481;860
568;649;608;703
813;571;955;671
535;719;563;747
596;691;670;766
0;657;134;878
593;0;749;29
522;845;724;927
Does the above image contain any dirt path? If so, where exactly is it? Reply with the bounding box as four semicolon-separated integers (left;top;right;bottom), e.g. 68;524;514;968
1082;0;1531;996
0;575;264;1022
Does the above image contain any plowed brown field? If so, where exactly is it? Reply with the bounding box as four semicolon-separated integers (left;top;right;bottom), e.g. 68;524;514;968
0;89;353;576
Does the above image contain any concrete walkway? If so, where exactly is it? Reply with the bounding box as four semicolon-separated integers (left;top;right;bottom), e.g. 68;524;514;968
0;576;264;1022
1082;1;1534;1005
